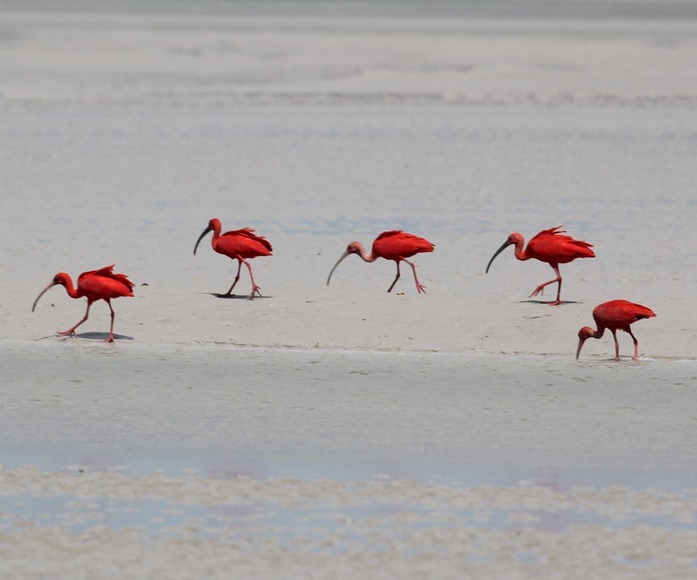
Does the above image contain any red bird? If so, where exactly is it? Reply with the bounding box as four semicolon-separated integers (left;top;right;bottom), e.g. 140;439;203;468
194;218;272;299
486;226;595;305
327;230;434;294
577;299;656;360
31;265;134;343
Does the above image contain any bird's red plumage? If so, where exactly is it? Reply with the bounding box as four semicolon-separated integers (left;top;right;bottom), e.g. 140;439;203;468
77;265;135;301
372;230;434;261
526;226;595;264
215;228;273;259
593;299;657;331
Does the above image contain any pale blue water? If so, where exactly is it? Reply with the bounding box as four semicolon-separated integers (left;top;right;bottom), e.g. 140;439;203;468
1;342;696;489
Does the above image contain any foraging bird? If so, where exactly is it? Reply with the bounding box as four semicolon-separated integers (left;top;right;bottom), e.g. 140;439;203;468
486;226;595;305
32;265;134;343
193;218;273;300
327;230;434;293
576;299;656;361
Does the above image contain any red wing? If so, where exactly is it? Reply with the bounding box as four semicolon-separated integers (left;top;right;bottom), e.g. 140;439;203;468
79;265;135;291
372;231;434;259
374;230;404;242
78;265;134;298
529;226;565;241
221;228;273;253
527;226;594;262
595;300;656;325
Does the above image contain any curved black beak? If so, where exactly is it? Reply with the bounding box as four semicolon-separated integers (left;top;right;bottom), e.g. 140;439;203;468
32;280;57;313
326;250;350;286
193;225;213;255
485;240;512;274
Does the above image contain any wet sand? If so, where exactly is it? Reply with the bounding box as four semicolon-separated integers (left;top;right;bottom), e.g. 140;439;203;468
1;1;696;577
2;344;697;577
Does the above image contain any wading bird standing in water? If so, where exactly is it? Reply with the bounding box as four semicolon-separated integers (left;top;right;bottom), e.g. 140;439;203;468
32;265;134;343
485;226;595;305
327;230;434;293
194;218;273;299
576;299;656;361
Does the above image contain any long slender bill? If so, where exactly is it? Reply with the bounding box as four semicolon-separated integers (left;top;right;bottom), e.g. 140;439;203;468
575;338;586;360
193;226;213;255
32;281;57;313
485;240;512;273
326;251;350;286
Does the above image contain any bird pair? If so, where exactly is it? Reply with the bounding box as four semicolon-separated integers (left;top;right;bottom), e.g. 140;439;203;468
29;218;273;343
484;225;655;361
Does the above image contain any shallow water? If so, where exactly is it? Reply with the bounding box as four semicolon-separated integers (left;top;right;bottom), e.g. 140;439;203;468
2;341;696;488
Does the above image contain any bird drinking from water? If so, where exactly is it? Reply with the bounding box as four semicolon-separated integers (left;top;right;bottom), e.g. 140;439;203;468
576;299;656;361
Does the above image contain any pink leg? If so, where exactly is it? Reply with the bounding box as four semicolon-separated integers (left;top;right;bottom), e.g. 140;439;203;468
242;259;263;300
58;301;92;337
105;300;116;343
224;261;243;296
611;329;620;361
530;265;562;305
404;258;427;294
387;261;402;293
627;328;640;360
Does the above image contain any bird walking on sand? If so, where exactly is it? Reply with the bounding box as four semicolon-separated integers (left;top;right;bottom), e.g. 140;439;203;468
576;299;656;361
194;218;272;299
31;265;134;343
485;226;594;305
327;230;434;293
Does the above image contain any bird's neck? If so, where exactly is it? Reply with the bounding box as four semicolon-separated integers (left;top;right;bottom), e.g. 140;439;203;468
513;239;529;261
590;327;605;339
354;243;376;263
63;279;82;299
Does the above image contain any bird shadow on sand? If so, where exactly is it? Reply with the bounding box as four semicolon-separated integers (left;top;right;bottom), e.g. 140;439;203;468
208;293;272;300
36;332;134;342
521;300;581;305
77;332;134;341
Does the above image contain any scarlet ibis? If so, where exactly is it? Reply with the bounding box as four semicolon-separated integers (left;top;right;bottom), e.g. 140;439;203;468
577;299;656;360
31;265;134;343
486;226;595;305
194;218;272;299
327;230;435;293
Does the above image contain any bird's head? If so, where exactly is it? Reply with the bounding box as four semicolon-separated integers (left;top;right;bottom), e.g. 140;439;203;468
575;326;595;359
193;219;218;255
486;233;519;274
52;272;71;288
31;272;68;313
345;241;363;255
327;242;363;286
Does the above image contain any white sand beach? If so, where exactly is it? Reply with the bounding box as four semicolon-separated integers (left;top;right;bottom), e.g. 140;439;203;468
1;1;696;577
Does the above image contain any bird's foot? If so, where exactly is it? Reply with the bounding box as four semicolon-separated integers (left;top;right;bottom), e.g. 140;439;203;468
547;300;564;306
57;329;77;337
104;335;115;343
417;284;427;294
248;286;263;300
529;286;544;297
